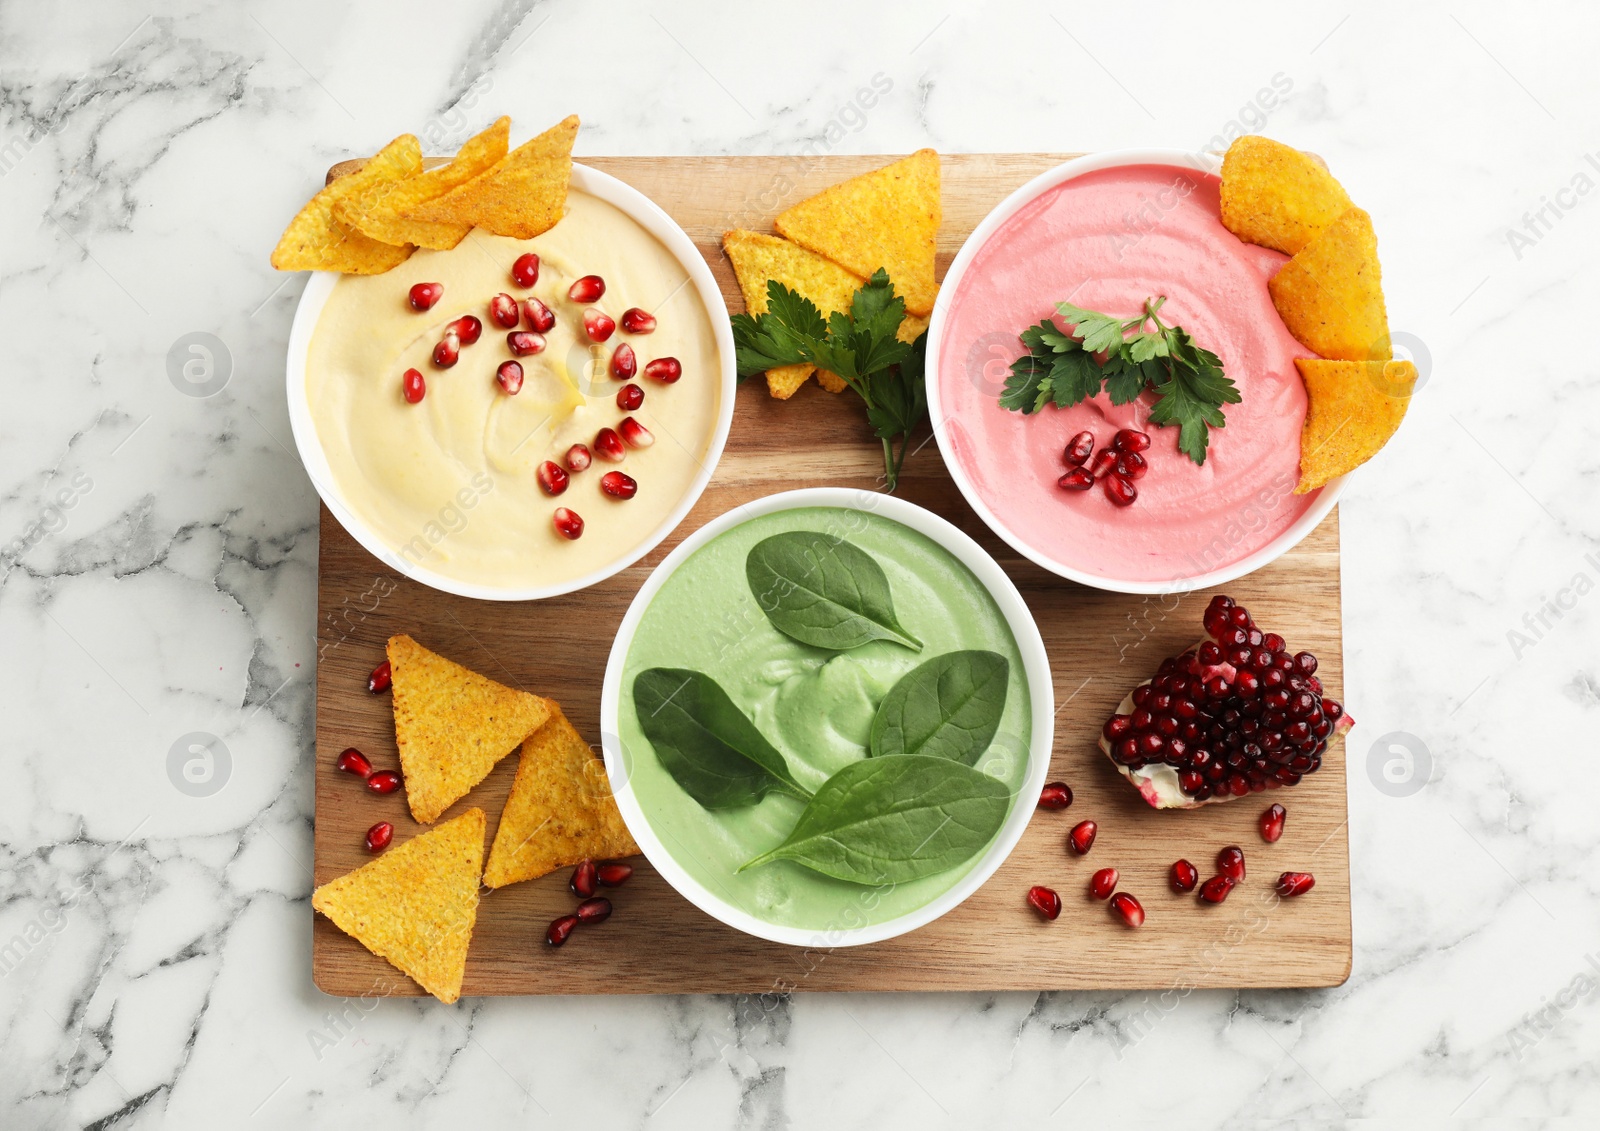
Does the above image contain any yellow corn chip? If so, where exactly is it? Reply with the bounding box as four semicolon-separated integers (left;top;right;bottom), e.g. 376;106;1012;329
403;115;578;240
766;363;816;399
1268;208;1390;361
774;149;941;317
270;134;421;274
1219;136;1354;256
815;314;929;395
1294;358;1416;493
335;117;510;251
388;634;553;824
814;368;848;395
312;808;485;1004
483;708;639;888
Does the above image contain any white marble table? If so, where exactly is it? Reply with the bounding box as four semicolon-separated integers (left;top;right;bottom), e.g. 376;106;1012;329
2;1;1596;1126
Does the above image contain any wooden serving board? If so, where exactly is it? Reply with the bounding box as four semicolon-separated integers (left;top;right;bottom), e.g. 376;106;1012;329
312;154;1351;997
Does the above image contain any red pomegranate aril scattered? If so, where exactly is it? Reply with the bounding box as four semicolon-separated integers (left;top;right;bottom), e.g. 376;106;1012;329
367;661;392;694
1090;868;1118;900
402;367;426;404
1063;430;1095;466
1198;875;1235;903
511;253;540;288
1104;474;1138;507
552;508;584;540
433;332;460;368
616;383;645;411
366;769;402;795
1026;885;1062;921
1109;892;1145;928
488;292;520;328
536;460;569;496
1276;871;1315;898
621;307;657;334
1068;820;1097;855
546;914;579;947
644;356;682;384
523;296;556;332
583;308;616;343
564;444;592;472
1088;448;1119;478
335;747;372;777
1170;859;1199;892
619;416;654;449
1112;428;1151;453
569;274;606;303
609;341;637;381
507;331;547;356
1058;468;1094;492
1217;845;1246;881
596;862;633;886
600;471;638;500
576;897;612;924
447;315;482;345
1115;451;1147;480
365;821;393;853
570;859;598;898
1038;782;1073;810
594;428;626;462
408;282;443;311
1261;803;1286;843
497;360;524;395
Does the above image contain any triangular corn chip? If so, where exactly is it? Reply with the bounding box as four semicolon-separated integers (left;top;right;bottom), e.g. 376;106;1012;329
1268;208;1390;361
388;634;553;824
765;363;816;400
1294;358;1416;493
335;117;510;251
312;808;486;1004
1219;136;1354;256
483;709;639;888
774;149;940;317
403;115;578;240
270;134;421;274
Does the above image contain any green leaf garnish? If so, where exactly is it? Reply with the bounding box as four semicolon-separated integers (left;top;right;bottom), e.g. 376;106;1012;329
745;531;922;652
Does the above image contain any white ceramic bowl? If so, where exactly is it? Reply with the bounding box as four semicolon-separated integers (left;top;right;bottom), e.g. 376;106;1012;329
284;163;737;601
924;148;1347;596
599;487;1055;948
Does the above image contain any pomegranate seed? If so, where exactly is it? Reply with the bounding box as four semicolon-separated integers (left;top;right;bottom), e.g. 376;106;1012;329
619;417;654;449
583;308;616;343
408;282;443;311
569;275;606;303
365;821;393;853
1170;859;1198;892
1026;885;1061;921
1276;871;1315;898
523;297;556;332
546;914;579;947
594;428;626;462
621;307;657;334
1217;845;1246;881
497;360;524;395
644;356;682;384
401;367;425;404
432;332;460;368
1199;875;1235;903
1260;803;1286;843
553;507;583;540
1088;449;1119;478
511;253;540;288
335;747;372;777
1104;474;1138;506
1109;892;1145;927
489;292;520;328
365;769;402;795
610;342;637;380
1090;868;1118;900
576;896;612;924
600;471;637;500
507;331;547;356
1038;782;1073;810
447;315;482;346
1063;431;1095;466
570;859;598;898
1113;429;1151;453
596;862;633;886
1058;468;1094;492
564;444;592;473
536;461;569;496
367;661;391;694
616;383;645;410
1115;451;1147;480
1068;820;1097;855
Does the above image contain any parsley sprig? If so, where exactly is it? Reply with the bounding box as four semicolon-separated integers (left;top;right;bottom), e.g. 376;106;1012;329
731;270;927;490
999;296;1240;465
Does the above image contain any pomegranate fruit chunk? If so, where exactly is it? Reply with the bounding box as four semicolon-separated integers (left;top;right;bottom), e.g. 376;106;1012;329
546;914;579;947
367;660;392;694
1063;430;1095;466
432;332;460;368
1170;859;1199;892
496;360;524;395
335;747;372;777
619;416;654;449
609;342;637;380
1112;428;1150;453
1058;468;1094;492
1276;871;1315;898
576;897;612;924
523;296;556;332
596;862;633;886
1217;845;1246;881
1089;868;1118;900
552;508;584;540
1260;803;1286;843
536;461;569;496
409;282;443;311
616;383;645;411
583;308;616;343
1068;820;1097;855
600;471;638;500
1037;781;1073;810
1097;594;1353;808
402;367;425;404
644;356;682;384
593;428;626;462
1198;875;1235;904
621;307;656;334
366;769;402;795
564;444;592;473
1104;474;1137;506
511;253;540;287
570;859;598;898
365;821;393;853
1026;885;1061;921
569;274;606;303
489;292;520;328
1109;892;1145;928
507;331;546;356
447;315;482;345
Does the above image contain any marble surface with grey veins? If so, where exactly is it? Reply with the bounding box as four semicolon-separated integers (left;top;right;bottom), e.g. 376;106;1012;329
2;0;1598;1127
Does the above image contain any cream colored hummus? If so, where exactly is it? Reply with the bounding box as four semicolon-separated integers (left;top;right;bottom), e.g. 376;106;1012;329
305;190;722;591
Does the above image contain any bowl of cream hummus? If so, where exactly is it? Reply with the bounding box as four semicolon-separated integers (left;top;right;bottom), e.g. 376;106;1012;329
599;488;1054;948
286;164;735;600
927;149;1346;594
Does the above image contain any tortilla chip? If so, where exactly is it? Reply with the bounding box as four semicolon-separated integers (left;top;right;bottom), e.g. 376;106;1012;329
336;117;510;251
1294;358;1416;493
270;134;421;274
766;363;817;399
483;708;640;888
1219;136;1354;256
814;368;848;394
774;149;940;317
1268;208;1390;361
312;808;485;1004
388;634;553;824
403;114;578;240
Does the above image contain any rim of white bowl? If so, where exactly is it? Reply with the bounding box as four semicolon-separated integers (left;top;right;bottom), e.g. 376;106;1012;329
924;147;1348;596
284;162;737;602
599;487;1056;948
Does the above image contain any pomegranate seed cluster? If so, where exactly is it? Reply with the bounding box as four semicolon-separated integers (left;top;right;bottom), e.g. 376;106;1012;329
1058;428;1149;506
1102;595;1345;802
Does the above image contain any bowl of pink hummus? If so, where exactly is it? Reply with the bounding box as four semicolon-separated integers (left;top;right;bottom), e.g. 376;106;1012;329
926;149;1344;594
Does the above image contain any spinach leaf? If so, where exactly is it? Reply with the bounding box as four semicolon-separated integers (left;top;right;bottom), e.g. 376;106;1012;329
870;650;1009;765
739;755;1010;884
745;531;922;652
633;668;811;809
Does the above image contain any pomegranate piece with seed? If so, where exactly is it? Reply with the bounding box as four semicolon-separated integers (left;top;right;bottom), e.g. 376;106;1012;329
365;821;393;853
553;508;584;540
1261;803;1286;843
570;859;597;898
336;747;372;777
1276;871;1315;898
536;461;569;496
576;897;612;924
507;331;546;356
1088;448;1119;478
600;471;637;500
583;308;616;343
523;296;556;332
609;342;637;380
616;383;645;411
1112;429;1150;453
564;444;592;473
546;914;578;947
1217;845;1246;881
1170;859;1199;892
1026;885;1061;921
1068;820;1097;855
594;428;626;462
1104;474;1138;507
1199;875;1235;904
408;282;443;311
1115;451;1147;480
1097;594;1353;808
366;769;402;795
619;417;654;448
621;307;656;334
367;661;391;694
569;275;606;303
1038;782;1073;810
1109;892;1145;928
644;356;682;384
1058;468;1094;492
511;253;540;288
402;367;425;404
497;360;524;395
1089;868;1118;900
489;292;520;328
1063;430;1095;466
596;861;633;886
447;315;482;346
432;332;460;368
